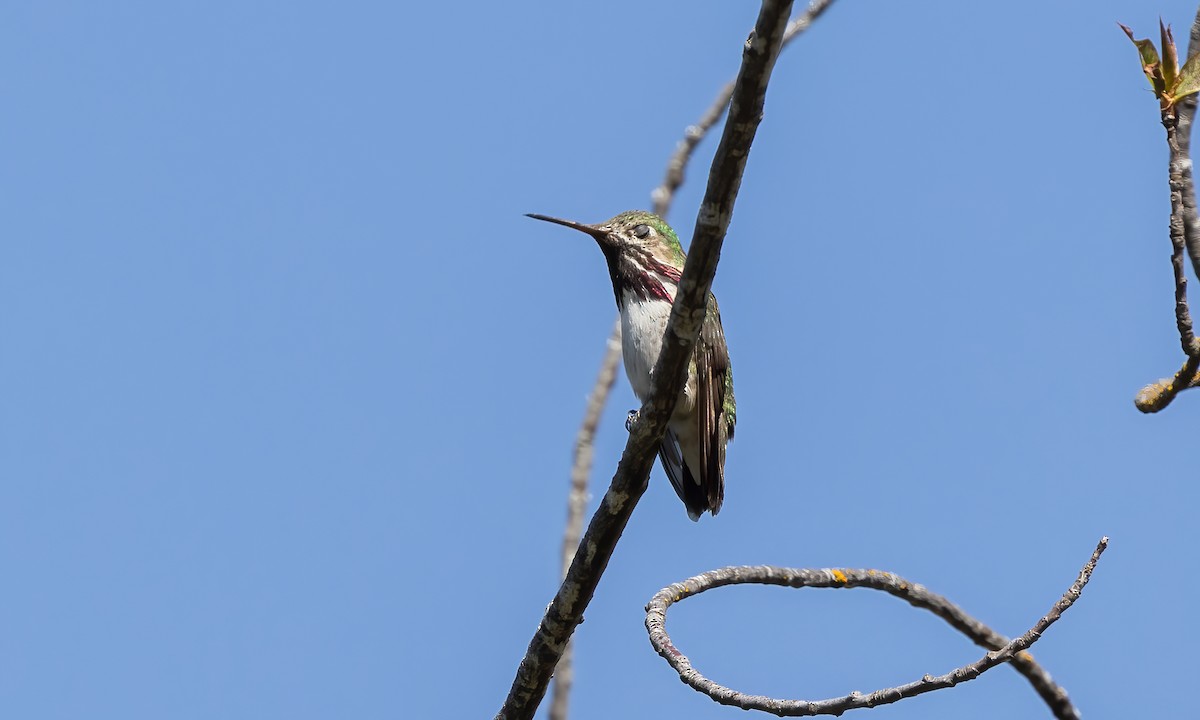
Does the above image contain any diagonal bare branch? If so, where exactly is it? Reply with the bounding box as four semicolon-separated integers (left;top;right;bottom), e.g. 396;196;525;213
645;538;1108;718
548;5;839;714
496;3;796;718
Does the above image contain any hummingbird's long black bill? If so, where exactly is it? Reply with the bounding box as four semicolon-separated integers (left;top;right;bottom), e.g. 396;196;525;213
525;213;608;241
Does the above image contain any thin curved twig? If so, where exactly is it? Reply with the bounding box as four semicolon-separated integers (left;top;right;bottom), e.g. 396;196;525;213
496;3;795;718
548;319;621;720
645;538;1107;718
652;0;839;218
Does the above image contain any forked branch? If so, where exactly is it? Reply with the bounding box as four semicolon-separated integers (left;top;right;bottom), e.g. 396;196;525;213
1127;12;1200;411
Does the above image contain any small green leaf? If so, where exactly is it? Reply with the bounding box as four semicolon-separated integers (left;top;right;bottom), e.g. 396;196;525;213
1173;51;1200;100
1120;23;1167;98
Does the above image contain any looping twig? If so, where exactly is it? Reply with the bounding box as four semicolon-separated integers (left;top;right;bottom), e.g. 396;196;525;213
645;538;1108;718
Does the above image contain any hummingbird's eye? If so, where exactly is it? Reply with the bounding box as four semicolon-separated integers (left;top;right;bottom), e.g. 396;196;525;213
632;224;652;239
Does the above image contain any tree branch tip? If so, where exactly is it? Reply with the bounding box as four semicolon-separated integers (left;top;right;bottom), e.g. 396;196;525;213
1083;538;1108;569
1133;358;1200;412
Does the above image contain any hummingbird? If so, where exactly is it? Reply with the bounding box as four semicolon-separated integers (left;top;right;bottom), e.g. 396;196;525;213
527;210;736;520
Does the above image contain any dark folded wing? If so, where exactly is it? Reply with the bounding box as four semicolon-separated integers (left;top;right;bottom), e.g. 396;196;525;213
695;296;731;515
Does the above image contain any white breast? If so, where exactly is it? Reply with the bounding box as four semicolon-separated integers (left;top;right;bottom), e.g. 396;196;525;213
619;292;673;402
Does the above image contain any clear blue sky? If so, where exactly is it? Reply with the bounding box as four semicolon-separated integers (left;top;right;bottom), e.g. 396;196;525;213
1;2;1196;719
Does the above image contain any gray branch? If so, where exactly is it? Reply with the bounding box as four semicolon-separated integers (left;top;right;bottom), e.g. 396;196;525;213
1163;105;1200;358
495;3;795;718
645;539;1108;718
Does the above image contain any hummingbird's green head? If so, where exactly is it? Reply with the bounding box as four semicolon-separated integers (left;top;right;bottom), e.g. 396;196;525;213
526;210;687;304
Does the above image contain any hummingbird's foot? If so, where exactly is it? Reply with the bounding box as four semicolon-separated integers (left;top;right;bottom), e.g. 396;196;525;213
625;409;640;432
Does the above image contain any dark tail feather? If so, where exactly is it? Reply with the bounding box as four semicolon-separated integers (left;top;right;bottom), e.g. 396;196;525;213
659;430;716;521
681;461;716;521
